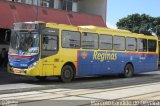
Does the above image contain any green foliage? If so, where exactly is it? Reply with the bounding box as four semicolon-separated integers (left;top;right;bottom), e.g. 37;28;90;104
116;13;160;36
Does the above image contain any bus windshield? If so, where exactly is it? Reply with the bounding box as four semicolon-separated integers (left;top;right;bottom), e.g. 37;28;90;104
9;30;39;56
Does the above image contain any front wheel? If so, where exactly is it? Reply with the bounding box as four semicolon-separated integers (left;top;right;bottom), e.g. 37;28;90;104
124;64;134;78
60;65;74;83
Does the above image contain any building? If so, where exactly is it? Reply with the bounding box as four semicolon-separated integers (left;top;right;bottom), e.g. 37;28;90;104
7;0;107;22
0;0;107;49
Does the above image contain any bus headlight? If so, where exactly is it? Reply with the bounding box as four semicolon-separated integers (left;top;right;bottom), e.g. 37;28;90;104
28;61;38;69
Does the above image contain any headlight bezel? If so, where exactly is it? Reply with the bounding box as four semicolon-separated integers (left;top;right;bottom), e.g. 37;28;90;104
28;61;38;69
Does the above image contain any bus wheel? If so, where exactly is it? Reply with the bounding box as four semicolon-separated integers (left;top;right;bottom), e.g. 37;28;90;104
60;65;74;83
124;64;134;78
36;76;47;81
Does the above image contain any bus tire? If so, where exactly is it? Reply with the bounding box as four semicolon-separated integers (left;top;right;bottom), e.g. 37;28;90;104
124;64;134;78
60;65;74;83
35;76;47;81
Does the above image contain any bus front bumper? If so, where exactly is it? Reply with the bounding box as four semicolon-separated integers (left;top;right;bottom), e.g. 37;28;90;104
8;65;39;76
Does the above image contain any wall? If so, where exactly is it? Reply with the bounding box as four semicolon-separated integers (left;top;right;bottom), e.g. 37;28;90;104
79;0;107;23
0;0;105;28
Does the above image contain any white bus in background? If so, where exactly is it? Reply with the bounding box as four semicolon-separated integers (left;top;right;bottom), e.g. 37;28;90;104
0;29;10;51
0;44;9;51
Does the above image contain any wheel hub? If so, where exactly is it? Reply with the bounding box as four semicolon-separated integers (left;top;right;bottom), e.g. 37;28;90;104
64;69;71;78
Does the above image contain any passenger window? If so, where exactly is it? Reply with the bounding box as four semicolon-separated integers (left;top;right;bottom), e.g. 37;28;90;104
62;31;80;48
42;28;59;58
99;35;112;50
148;40;157;52
126;37;137;51
81;32;98;49
42;35;58;51
138;39;147;52
113;36;125;51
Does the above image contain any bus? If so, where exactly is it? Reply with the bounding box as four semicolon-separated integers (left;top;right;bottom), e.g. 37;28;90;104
0;29;10;52
8;21;159;82
158;38;160;65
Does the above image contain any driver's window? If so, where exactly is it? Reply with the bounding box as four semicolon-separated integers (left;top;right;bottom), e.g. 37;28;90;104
42;28;59;58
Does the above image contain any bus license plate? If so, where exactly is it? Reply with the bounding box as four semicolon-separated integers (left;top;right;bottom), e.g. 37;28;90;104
13;68;22;74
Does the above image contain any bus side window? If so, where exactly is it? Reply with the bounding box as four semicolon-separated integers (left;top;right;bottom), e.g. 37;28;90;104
138;39;147;52
113;36;125;51
126;37;137;51
42;28;59;58
148;40;157;52
81;32;98;49
62;30;80;48
99;34;112;50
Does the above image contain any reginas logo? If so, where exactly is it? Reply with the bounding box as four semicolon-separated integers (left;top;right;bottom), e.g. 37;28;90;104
81;52;87;59
93;51;117;62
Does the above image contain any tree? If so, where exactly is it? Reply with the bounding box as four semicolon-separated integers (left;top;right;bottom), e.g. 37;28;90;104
116;13;160;36
153;17;160;35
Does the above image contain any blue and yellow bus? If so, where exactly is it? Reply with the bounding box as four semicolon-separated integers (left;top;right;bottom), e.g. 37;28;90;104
8;21;159;82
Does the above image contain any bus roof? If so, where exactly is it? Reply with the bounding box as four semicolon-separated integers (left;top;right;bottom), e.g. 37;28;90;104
77;25;157;39
17;21;158;40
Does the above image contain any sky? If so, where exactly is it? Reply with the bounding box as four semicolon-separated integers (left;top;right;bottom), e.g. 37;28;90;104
107;0;160;28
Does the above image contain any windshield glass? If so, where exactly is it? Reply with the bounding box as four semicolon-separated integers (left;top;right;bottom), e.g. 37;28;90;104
9;30;39;56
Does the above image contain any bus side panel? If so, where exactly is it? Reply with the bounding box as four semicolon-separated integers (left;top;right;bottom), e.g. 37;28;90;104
125;53;146;73
110;52;126;74
124;53;158;74
145;54;158;72
77;51;127;76
77;51;94;75
77;51;158;76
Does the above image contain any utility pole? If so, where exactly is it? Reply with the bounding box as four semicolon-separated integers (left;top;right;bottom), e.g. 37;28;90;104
36;0;39;21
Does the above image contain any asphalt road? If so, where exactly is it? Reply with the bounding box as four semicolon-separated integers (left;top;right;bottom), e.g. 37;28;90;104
0;68;36;85
1;68;160;106
0;67;160;85
0;67;160;92
0;70;160;106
